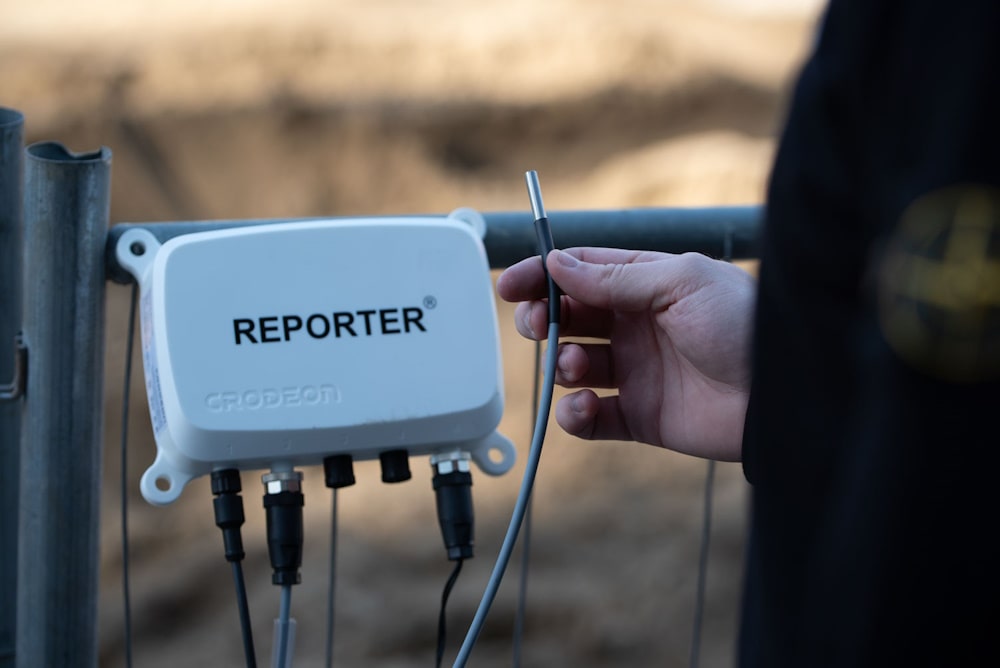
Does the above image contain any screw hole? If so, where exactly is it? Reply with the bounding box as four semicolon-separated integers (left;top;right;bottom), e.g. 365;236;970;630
488;447;505;464
154;475;171;492
130;241;146;257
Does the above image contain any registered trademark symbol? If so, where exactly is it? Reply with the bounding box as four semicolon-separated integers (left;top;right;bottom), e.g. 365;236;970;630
424;295;437;309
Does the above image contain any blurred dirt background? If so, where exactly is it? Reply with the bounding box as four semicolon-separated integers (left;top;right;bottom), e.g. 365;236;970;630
2;0;822;665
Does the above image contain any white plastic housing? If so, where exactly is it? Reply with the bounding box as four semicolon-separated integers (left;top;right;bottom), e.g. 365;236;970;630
116;213;514;505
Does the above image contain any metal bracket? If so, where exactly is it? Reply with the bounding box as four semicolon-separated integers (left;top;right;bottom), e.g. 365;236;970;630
0;333;27;402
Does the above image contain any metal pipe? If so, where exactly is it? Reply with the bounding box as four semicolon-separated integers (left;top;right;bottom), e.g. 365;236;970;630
104;205;762;284
0;106;24;668
19;141;111;668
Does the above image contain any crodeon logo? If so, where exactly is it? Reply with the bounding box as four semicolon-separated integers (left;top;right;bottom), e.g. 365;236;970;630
233;305;428;345
205;384;341;412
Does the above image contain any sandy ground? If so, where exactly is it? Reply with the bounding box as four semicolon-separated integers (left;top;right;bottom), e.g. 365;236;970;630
2;1;823;666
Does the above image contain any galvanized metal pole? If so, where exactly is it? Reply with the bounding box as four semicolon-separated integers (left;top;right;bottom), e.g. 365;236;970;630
0;107;24;668
19;141;111;667
104;205;763;283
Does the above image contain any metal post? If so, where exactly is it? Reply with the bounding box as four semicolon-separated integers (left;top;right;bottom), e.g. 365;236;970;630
0;106;24;668
18;141;111;667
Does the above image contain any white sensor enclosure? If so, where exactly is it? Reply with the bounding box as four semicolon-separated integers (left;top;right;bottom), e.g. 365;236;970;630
116;211;515;505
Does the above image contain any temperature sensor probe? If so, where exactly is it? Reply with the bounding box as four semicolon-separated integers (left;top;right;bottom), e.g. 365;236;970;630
453;170;562;666
525;170;562;325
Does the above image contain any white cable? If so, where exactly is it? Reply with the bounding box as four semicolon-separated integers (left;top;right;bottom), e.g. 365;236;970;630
453;321;560;667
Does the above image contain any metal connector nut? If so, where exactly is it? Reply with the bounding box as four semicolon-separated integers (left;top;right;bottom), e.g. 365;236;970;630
262;470;303;495
430;451;471;476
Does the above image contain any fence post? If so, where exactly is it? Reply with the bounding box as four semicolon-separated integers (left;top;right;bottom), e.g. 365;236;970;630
18;141;111;667
0;107;24;668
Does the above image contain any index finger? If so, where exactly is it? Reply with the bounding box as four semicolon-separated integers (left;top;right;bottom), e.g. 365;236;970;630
496;247;673;303
495;255;545;303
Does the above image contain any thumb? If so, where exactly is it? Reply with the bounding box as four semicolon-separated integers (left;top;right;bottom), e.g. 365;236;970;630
546;248;691;313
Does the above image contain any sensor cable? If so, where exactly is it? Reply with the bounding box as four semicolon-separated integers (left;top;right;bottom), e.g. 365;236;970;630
436;558;464;668
323;454;356;668
452;323;559;667
119;283;138;668
211;468;257;668
689;235;730;668
325;488;339;668
274;584;295;668
512;338;541;667
452;170;560;667
263;470;305;668
432;450;475;665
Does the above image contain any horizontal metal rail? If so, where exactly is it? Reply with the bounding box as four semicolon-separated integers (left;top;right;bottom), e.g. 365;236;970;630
105;205;762;283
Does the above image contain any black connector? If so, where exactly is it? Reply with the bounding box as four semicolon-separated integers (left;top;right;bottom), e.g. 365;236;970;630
431;452;474;561
262;471;305;587
211;469;257;668
323;454;356;489
380;449;412;483
212;469;246;562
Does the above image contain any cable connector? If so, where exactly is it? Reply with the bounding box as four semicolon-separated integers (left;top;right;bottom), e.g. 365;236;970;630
431;451;474;561
262;470;305;587
212;469;258;668
212;468;246;562
323;453;356;489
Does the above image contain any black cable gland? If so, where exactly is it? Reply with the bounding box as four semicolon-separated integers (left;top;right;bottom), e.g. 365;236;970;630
323;454;356;489
433;469;474;561
211;469;246;562
379;449;412;483
211;468;242;495
263;491;304;586
213;494;246;562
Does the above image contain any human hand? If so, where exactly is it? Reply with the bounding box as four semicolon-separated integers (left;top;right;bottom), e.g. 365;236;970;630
496;248;755;461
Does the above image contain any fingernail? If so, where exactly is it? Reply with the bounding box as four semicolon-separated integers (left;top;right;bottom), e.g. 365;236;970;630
553;249;578;268
557;349;571;376
519;306;537;339
570;393;585;413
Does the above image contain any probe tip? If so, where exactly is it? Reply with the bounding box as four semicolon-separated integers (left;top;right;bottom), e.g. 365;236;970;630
525;170;546;221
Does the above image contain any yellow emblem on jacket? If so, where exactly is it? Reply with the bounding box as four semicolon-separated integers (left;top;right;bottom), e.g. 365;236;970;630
878;185;1000;382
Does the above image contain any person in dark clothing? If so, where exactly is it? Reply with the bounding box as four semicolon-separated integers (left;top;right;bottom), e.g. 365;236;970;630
496;0;1000;664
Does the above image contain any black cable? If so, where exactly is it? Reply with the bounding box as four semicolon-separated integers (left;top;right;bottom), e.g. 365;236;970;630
212;469;257;668
436;558;465;668
231;561;256;668
430;451;474;667
120;282;138;668
262;470;304;668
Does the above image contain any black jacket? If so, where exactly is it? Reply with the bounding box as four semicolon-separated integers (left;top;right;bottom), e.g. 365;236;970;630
741;0;1000;665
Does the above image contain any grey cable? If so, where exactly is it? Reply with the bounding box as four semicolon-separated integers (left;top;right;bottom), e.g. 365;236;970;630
325;488;338;668
453;322;560;667
275;584;293;668
512;339;541;667
689;235;729;668
689;459;716;668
